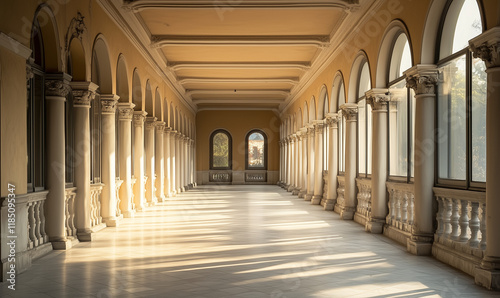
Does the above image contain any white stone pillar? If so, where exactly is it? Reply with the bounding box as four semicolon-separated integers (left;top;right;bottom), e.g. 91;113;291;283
279;140;283;185
470;27;500;289
170;130;177;196
285;137;291;188
366;89;389;233
339;104;358;219
287;135;296;192
404;65;438;255
44;74;71;248
312;120;324;205
155;122;165;202
133;111;147;211
144;116;157;205
189;139;195;188
100;94;120;227
70;82;97;241
117;102;136;218
324;113;339;210
164;127;171;197
294;132;303;195
305;124;315;201
178;135;185;192
176;133;182;193
299;128;308;198
184;137;190;189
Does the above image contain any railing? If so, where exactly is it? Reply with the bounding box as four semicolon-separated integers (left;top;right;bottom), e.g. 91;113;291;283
336;175;345;207
386;181;414;233
434;187;486;255
90;184;103;228
115;179;124;217
64;187;77;238
245;172;266;182
131;177;137;211
210;171;232;182
356;178;372;219
27;191;49;249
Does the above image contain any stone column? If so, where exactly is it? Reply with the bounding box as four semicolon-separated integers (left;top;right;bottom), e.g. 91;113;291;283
312;120;325;205
117;102;136;218
155;122;165;202
299;128;308;198
133;111;147;211
164;127;172;197
366;89;389;233
100;94;120;227
189;139;195;188
294;131;303;195
45;74;71;249
305;124;316;201
287;135;296;192
144;116;157;205
324;113;339;211
178;134;185;192
70;82;97;241
184;137;190;189
470;27;500;289
170;130;177;196
404;65;438;255
176;132;182;193
339;103;358;219
285;137;291;189
279;140;283;186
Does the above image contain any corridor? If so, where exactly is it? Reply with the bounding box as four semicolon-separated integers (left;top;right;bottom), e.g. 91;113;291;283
1;185;497;298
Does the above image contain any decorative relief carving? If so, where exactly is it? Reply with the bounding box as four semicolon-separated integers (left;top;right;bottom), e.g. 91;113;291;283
325;115;339;127
45;80;71;97
133;112;147;126
65;12;86;50
145;118;157;130
314;122;324;132
340;105;358;121
155;122;166;132
101;98;118;113
366;94;389;110
72;89;95;107
405;74;437;95
470;42;500;68
118;107;134;120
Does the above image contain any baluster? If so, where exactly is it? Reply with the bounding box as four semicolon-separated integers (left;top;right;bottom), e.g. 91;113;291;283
386;189;394;225
436;196;444;237
395;191;402;228
458;199;469;242
40;200;48;242
479;202;487;250
90;189;96;227
443;197;452;238
401;193;408;228
469;201;480;248
70;193;77;236
27;202;35;249
450;198;460;241
34;201;43;244
65;193;71;237
408;193;414;226
97;189;103;224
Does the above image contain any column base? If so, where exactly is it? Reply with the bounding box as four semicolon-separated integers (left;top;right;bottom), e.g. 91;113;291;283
187;184;194;189
338;206;355;220
475;266;500;290
103;215;123;227
180;187;185;193
287;185;295;192
298;190;306;198
365;218;385;234
123;210;136;218
77;224;106;242
323;199;336;211
304;193;313;201
311;195;322;205
51;237;79;250
292;188;300;195
407;234;433;256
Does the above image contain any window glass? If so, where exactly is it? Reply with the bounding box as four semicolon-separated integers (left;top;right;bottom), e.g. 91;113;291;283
471;58;486;182
212;132;229;168
248;132;265;168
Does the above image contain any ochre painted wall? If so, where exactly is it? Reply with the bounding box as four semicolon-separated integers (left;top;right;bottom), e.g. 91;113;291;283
196;110;280;171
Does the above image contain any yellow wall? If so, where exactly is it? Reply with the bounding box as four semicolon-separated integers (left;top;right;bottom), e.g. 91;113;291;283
196;110;280;171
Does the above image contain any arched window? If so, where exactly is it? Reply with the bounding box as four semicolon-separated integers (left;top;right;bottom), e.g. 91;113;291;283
437;0;485;187
388;33;414;180
322;92;329;171
246;130;267;170
210;129;232;170
338;81;346;173
357;62;372;177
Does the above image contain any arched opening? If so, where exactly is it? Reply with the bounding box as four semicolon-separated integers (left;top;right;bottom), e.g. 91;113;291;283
116;55;129;103
210;129;232;170
154;87;162;121
144;80;153;117
132;69;142;111
246;130;268;170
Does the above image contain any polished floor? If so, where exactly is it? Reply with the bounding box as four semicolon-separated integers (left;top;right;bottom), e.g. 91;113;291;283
1;185;499;298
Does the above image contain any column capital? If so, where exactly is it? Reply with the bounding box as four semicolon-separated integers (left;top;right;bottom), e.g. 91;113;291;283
365;88;389;110
313;119;325;132
45;73;72;97
164;126;172;134
339;103;358;121
325;113;339;127
469;27;500;68
145;116;157;130
404;64;438;95
70;81;98;107
155;121;166;132
133;111;147;126
100;94;120;114
117;102;136;120
306;124;315;135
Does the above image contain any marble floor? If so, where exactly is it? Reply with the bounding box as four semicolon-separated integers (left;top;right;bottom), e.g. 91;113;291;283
1;185;499;298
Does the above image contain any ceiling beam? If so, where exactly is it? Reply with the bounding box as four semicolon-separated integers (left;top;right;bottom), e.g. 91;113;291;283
178;77;300;85
123;0;360;12
186;89;290;97
169;62;311;71
151;35;330;48
192;98;285;104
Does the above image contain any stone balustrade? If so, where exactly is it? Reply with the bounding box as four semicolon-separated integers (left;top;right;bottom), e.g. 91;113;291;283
334;175;345;213
384;181;414;245
64;187;77;238
354;178;372;226
320;170;328;207
90;184;103;228
27;192;49;249
115;179;124;217
432;187;486;277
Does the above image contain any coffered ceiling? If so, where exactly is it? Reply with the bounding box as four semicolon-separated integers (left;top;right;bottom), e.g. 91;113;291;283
103;0;368;112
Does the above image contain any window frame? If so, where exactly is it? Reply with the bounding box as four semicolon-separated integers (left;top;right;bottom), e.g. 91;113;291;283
356;62;372;179
209;129;232;170
245;129;268;170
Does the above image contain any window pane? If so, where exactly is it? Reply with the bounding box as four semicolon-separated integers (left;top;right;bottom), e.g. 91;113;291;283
213;132;229;168
358;99;366;174
471;58;487;182
438;55;466;180
452;0;482;53
248;132;264;168
389;80;408;177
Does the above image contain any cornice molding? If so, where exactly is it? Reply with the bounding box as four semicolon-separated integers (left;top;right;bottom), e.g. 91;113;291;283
169;62;311;71
0;32;31;59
